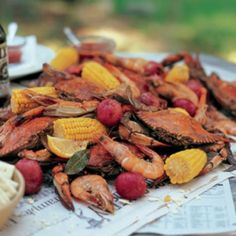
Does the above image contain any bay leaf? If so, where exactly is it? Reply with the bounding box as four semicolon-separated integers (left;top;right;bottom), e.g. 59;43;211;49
65;149;89;175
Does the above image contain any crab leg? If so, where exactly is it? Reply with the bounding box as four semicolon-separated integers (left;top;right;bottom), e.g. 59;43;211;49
0;106;45;147
200;140;233;175
151;80;199;107
119;121;169;147
26;92;99;117
18;149;52;161
52;164;74;211
161;52;201;68
200;147;229;175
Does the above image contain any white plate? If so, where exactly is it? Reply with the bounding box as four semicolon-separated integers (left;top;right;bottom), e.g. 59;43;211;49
9;44;55;79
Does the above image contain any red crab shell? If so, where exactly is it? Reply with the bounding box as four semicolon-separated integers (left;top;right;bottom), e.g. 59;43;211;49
0;117;53;157
55;77;105;101
137;110;224;146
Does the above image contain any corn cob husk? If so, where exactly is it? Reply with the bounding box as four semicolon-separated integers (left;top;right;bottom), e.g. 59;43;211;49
164;148;207;184
53;117;107;142
11;87;57;114
165;64;189;83
82;61;120;90
168;107;190;116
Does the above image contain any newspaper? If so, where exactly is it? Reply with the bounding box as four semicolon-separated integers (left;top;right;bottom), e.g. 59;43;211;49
139;179;236;235
0;167;235;236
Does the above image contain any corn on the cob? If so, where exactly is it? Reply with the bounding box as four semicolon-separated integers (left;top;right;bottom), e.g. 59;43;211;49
164;148;207;184
50;47;79;71
11;87;57;114
165;64;189;83
53;117;107;142
82;61;120;90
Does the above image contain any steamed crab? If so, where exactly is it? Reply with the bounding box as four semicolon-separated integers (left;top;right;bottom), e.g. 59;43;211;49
118;109;233;175
0;107;53;157
161;52;236;117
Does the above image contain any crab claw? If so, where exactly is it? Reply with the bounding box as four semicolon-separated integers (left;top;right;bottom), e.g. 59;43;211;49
52;165;74;211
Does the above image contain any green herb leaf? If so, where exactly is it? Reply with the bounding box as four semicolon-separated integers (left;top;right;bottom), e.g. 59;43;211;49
65;149;89;175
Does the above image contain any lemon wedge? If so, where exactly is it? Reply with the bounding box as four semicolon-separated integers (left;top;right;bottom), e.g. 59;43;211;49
47;135;88;159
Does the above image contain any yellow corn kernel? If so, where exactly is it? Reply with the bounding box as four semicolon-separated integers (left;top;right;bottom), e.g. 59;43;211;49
53;117;107;143
11;87;57;114
164;195;172;203
164;149;207;184
165;64;189;83
82;61;120;90
50;47;79;71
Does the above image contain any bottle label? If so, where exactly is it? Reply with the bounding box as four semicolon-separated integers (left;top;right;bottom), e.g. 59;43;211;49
0;42;9;81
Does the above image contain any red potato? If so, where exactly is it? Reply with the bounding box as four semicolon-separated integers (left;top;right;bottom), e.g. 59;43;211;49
186;79;203;98
140;92;163;107
96;99;123;127
16;159;43;195
144;61;163;75
115;172;146;200
172;98;196;116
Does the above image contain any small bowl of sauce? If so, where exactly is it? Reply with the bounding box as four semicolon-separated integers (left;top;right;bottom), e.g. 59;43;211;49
76;35;116;55
7;36;25;64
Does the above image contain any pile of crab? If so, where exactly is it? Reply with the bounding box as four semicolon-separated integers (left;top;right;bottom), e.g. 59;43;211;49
0;51;236;214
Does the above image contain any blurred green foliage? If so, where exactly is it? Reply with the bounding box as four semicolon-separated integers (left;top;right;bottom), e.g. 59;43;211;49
113;0;236;56
1;0;236;60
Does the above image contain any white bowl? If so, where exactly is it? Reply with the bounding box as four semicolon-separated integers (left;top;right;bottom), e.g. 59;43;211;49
0;169;25;229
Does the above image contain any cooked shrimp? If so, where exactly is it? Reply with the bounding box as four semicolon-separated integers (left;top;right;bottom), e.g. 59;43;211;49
99;135;164;179
70;175;114;213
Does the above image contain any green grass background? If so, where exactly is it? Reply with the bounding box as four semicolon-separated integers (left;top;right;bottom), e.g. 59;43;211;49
1;0;236;61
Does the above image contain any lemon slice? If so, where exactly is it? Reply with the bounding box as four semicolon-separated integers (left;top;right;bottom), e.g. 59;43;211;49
50;47;78;71
47;135;88;159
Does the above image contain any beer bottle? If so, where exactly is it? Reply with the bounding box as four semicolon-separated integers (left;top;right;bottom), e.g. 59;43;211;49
0;24;10;107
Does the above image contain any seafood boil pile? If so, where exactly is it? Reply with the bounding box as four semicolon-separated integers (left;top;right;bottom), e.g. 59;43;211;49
0;49;236;214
